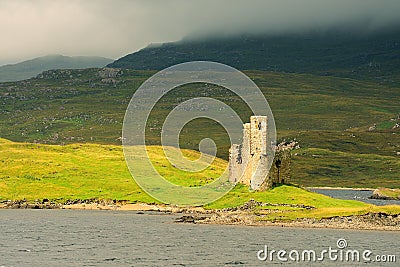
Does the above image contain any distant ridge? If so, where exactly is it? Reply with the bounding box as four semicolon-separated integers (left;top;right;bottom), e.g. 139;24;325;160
109;29;400;84
0;55;113;82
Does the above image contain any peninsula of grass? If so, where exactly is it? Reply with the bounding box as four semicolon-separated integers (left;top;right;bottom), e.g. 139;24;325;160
1;138;399;221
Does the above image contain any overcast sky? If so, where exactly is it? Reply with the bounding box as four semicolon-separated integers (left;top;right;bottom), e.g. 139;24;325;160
1;0;400;65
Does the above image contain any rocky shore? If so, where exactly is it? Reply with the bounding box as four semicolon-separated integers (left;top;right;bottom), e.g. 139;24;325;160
0;199;210;213
192;210;400;231
174;200;400;231
1;199;63;209
1;199;399;231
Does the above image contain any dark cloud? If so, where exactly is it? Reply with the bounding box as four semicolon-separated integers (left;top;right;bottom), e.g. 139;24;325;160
1;0;399;64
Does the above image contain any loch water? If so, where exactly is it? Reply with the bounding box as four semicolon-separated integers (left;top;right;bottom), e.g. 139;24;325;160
0;209;398;266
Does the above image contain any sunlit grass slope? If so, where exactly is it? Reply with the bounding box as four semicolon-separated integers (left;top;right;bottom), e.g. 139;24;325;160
0;138;225;202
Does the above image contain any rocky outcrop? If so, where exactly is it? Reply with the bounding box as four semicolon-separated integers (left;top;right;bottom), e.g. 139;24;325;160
370;188;400;200
200;209;400;231
97;68;123;86
1;198;128;209
2;199;62;209
174;215;208;224
98;68;123;78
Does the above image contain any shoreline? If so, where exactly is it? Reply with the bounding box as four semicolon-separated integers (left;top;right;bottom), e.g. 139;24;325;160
306;186;375;191
1;200;400;232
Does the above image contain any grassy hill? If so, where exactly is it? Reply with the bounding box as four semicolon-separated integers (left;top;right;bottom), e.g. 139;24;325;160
0;55;113;82
0;68;398;188
0;138;224;202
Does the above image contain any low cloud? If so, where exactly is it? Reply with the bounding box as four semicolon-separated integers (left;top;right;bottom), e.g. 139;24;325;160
0;0;399;64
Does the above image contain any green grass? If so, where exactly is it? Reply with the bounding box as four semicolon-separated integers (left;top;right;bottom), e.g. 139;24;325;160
145;145;226;187
0;138;228;203
291;147;400;188
0;138;147;202
1;138;399;220
206;184;366;210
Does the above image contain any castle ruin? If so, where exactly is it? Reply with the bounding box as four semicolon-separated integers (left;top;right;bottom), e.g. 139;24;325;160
228;116;293;190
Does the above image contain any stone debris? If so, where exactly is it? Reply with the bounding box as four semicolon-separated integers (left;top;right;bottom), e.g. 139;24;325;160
368;123;377;131
174;215;208;224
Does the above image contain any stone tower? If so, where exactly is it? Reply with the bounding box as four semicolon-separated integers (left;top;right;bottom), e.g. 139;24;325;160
228;116;292;190
229;116;268;190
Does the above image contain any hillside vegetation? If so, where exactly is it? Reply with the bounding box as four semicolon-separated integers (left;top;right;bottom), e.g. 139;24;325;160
109;30;400;85
0;68;398;188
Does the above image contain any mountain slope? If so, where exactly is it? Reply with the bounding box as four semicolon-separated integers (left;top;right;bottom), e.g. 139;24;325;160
0;68;398;188
109;29;400;85
0;55;113;82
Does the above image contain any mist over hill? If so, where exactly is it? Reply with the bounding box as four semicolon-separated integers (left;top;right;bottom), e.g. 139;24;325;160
109;29;400;85
0;55;113;82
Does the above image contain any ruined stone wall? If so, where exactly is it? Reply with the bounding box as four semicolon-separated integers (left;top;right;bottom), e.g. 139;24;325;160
258;149;292;191
228;144;242;183
241;123;251;186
